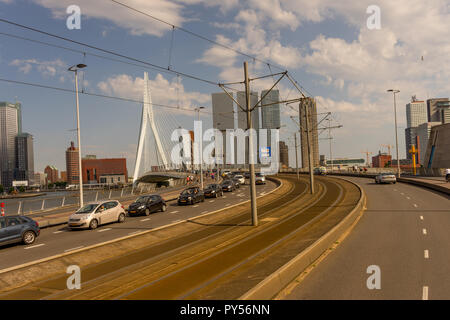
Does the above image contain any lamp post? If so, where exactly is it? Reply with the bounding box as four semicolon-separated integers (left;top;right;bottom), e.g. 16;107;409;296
68;63;87;207
387;89;401;177
195;106;205;189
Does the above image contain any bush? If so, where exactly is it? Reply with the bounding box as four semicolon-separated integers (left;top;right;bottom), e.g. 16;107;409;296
18;186;25;193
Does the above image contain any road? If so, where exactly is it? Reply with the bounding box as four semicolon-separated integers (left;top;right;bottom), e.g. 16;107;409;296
282;176;450;300
0;181;276;270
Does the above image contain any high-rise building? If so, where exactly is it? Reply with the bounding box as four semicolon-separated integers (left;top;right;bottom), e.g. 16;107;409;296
0;102;19;187
237;91;259;129
279;141;289;168
299;97;319;168
406;100;427;128
261;89;281;129
405;127;418;160
427;98;449;122
15;133;34;184
417;122;441;164
435;100;450;124
66;141;80;185
60;171;67;182
33;172;46;187
44;165;59;184
212;92;234;130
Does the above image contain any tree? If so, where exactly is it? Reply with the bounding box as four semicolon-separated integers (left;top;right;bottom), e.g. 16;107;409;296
18;186;25;193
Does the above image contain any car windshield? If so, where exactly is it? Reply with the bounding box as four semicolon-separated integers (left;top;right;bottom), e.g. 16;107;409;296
135;196;149;203
206;184;216;189
223;180;232;185
181;189;195;195
76;204;98;214
256;173;263;177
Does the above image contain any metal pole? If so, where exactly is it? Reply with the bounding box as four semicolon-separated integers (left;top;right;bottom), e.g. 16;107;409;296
198;109;204;190
294;132;299;180
303;100;315;194
75;70;84;207
329;118;333;173
393;92;401;177
244;61;258;226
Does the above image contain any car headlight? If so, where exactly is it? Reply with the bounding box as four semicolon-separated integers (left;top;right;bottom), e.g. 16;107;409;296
138;205;145;209
188;196;192;200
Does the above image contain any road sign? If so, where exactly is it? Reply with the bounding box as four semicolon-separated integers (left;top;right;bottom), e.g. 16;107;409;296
260;147;271;158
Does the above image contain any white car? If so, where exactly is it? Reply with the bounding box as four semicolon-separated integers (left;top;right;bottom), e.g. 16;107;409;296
255;173;266;185
375;173;397;184
68;200;126;230
233;175;245;185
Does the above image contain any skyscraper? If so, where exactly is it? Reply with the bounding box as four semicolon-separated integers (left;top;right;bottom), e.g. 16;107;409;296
279;141;289;168
15;133;34;184
237;91;259;129
417;122;441;164
300;97;319;168
66;141;80;185
427;98;449;122
212;92;235;166
0;103;19;187
261;89;281;129
406;100;427;128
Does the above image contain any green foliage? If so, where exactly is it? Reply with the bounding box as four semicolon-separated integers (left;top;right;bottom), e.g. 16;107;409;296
0;185;3;193
18;186;25;193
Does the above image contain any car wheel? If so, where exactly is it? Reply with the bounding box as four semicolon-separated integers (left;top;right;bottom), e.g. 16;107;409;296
89;219;98;230
201;197;205;202
145;208;150;216
118;213;125;223
22;231;36;245
161;204;167;212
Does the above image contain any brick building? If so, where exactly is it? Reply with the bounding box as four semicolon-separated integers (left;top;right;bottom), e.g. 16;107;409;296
372;152;392;168
81;158;128;184
44;165;59;184
65;141;79;185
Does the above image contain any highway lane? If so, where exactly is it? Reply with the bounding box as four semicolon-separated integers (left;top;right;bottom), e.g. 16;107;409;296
0;181;276;270
281;176;450;300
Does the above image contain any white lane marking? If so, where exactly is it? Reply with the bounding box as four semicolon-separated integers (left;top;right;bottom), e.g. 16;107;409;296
193;205;199;208
24;244;45;250
400;192;404;195
171;210;179;213
223;196;227;198
413;204;418;208
406;196;411;200
140;218;151;222
128;230;143;235
422;229;427;235
424;250;429;259
420;216;424;220
422;286;429;300
98;228;112;233
201;210;208;214
226;203;231;206
173;219;182;223
209;200;214;203
64;246;84;253
53;231;65;234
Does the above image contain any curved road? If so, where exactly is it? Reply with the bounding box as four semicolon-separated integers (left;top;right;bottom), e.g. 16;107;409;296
0;181;276;271
282;176;450;300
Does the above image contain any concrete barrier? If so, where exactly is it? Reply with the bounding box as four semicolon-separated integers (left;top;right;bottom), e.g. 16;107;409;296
239;177;366;300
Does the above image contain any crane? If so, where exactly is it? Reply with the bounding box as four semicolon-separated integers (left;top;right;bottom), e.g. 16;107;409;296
361;150;373;167
380;144;394;156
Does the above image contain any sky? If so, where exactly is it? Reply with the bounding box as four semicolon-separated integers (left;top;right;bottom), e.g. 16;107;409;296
0;0;449;174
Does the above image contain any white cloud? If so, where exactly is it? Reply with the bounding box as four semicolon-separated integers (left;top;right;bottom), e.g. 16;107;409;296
33;0;185;37
10;58;67;78
97;73;210;114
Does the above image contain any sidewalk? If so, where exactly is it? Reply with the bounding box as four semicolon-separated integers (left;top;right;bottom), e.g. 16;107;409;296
398;176;450;195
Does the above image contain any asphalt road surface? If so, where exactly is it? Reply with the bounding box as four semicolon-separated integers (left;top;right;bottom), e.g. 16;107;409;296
0;181;276;270
283;176;450;300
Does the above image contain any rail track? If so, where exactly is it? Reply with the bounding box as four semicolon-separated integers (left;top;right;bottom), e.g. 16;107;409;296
0;175;361;300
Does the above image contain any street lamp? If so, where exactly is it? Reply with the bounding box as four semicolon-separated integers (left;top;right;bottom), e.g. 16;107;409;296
387;89;401;177
68;63;87;207
195;106;205;189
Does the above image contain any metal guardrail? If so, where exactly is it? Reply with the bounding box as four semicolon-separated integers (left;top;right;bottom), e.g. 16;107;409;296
2;178;187;215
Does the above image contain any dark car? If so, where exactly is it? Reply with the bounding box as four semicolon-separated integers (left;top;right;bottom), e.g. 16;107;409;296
178;187;205;205
244;172;250;179
127;195;167;216
204;184;224;198
0;215;40;246
221;179;236;192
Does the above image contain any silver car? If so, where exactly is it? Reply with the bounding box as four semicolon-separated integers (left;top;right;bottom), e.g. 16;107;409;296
233;175;245;185
375;173;397;184
68;200;126;230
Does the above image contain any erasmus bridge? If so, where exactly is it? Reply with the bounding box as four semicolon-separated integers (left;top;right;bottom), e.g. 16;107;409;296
132;72;190;185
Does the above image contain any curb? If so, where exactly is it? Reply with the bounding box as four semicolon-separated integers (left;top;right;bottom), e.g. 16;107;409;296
0;177;282;276
239;177;366;300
